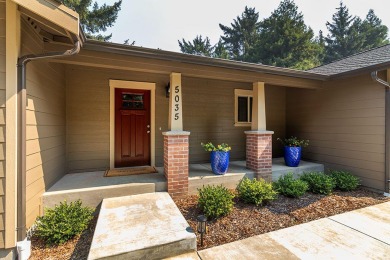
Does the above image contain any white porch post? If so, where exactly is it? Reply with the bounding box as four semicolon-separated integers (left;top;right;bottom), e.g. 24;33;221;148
168;72;183;131
164;72;190;197
245;82;274;181
251;82;266;131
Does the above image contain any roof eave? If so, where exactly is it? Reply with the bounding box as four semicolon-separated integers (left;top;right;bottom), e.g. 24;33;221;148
84;40;329;81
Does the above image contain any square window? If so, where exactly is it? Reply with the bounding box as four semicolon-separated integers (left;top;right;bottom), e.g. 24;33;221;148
234;89;253;126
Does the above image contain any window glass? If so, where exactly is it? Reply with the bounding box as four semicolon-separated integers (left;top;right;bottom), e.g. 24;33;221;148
238;96;248;122
122;93;144;109
249;97;253;123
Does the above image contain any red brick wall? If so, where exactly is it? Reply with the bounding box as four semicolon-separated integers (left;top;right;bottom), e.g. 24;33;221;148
245;132;273;181
163;133;190;197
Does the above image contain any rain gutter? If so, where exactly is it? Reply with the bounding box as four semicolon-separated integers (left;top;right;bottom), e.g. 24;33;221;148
371;71;390;196
16;41;81;241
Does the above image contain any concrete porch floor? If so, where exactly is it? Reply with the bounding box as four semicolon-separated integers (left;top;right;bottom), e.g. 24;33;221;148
42;158;324;208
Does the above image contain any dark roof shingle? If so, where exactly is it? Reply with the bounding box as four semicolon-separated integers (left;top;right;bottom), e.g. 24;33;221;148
308;44;390;76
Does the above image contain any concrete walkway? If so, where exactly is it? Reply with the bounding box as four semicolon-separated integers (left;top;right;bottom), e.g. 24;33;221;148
198;201;390;259
88;193;196;259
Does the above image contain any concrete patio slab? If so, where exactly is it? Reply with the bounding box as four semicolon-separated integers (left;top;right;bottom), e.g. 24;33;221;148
186;162;254;194
272;157;324;180
46;170;166;191
199;201;390;260
43;171;166;208
43;159;323;209
88;192;196;260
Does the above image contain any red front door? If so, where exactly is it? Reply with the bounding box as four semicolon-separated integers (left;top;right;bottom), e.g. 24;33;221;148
115;88;151;167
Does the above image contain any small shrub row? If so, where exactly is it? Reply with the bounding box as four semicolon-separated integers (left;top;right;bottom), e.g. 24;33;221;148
198;178;278;219
198;185;235;219
35;200;94;245
198;170;360;219
329;170;360;191
274;173;308;198
236;178;278;206
300;172;335;195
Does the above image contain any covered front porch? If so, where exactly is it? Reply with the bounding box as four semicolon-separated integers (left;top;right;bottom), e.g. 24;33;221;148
42;158;324;209
22;36;325;228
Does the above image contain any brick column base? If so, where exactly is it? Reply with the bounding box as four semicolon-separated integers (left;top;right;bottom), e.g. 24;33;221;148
245;130;274;181
163;131;190;198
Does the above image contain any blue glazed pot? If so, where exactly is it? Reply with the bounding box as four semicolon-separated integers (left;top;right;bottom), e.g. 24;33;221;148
210;151;230;175
284;146;302;167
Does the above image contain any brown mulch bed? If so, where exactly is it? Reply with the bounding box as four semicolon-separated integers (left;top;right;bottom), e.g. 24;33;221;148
29;188;389;259
29;215;98;260
174;188;390;250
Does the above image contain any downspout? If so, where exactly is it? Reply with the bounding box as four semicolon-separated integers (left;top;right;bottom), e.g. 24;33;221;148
16;41;81;241
371;71;390;196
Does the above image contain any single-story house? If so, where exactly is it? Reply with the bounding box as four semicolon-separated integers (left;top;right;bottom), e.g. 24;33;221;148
1;0;390;258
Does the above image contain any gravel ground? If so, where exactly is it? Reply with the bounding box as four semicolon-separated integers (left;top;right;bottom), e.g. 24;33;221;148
29;188;389;259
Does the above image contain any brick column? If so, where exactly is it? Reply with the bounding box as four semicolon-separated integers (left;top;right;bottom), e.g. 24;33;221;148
163;131;190;198
245;130;274;181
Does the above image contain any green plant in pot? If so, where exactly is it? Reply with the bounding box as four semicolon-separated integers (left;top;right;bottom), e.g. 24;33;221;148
277;136;309;167
201;142;231;175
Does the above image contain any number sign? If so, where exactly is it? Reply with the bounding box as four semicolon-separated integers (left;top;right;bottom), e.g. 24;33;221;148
169;72;183;131
174;86;180;120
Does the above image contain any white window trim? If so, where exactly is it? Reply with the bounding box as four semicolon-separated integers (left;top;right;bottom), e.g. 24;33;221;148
234;89;253;127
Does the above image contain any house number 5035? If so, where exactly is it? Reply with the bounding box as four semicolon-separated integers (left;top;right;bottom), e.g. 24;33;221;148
174;85;180;120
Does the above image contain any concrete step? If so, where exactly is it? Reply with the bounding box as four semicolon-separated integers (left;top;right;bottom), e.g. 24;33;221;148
88;192;196;260
42;171;166;209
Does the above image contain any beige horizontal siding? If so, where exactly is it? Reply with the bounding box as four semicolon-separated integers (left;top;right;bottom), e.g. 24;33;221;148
0;0;5;248
286;73;386;191
22;19;67;228
66;65;169;172
66;65;287;172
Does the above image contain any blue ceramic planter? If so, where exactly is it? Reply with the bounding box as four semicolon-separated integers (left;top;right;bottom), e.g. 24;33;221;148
284;146;302;167
210;151;230;175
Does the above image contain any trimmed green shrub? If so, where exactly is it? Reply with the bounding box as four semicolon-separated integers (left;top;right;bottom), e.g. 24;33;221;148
236;177;278;206
198;185;235;219
329;170;360;191
300;172;335;195
35;200;94;245
274;173;309;198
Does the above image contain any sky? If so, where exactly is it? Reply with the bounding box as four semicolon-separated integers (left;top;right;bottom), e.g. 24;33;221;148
95;0;390;52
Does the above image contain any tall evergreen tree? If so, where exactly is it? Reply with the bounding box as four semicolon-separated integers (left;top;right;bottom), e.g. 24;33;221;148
257;0;321;69
219;7;261;62
360;9;389;49
324;2;365;62
178;35;214;56
213;39;230;59
61;0;122;41
324;3;389;63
